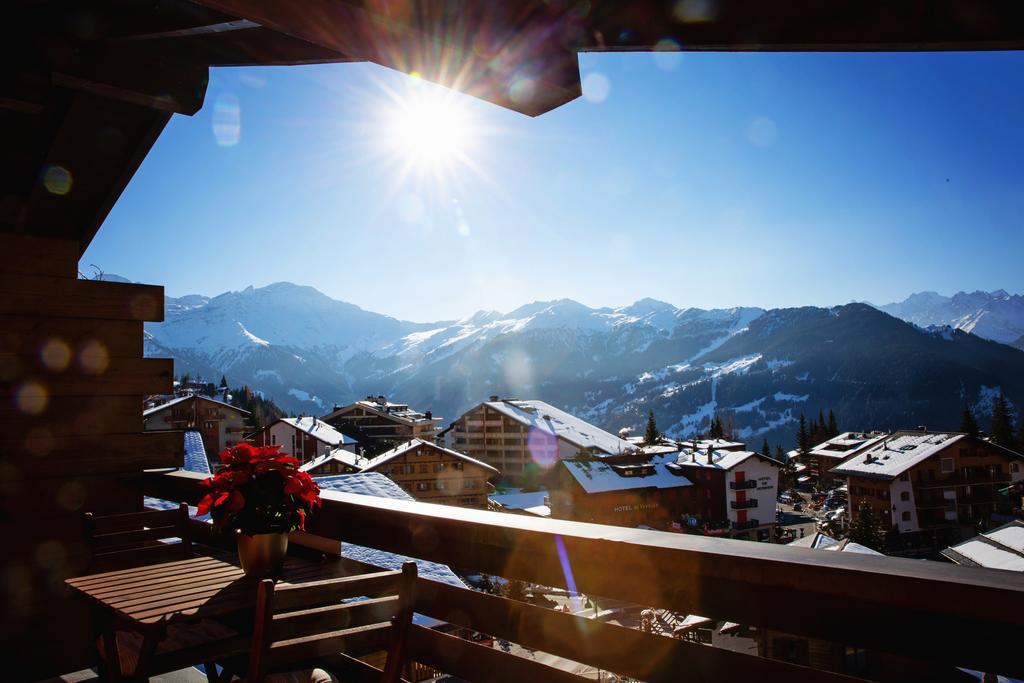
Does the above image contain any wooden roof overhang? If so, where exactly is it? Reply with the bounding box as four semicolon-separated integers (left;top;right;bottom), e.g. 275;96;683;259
5;0;1024;254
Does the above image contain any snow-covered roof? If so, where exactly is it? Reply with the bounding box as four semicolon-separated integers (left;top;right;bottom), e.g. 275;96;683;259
143;393;250;418
809;431;888;462
323;398;440;426
694;438;747;452
361;438;498;474
483;400;637;456
941;520;1024;571
674;448;781;471
830;432;966;480
787;532;881;555
562;453;692;494
313;473;466;587
490;489;549;510
299;448;366;473
279;417;357;447
182;430;210;475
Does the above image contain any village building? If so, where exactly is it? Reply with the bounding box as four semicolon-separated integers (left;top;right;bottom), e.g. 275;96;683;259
830;431;1024;546
488;490;552;518
321;396;441;454
550;447;781;540
672;447;782;541
445;397;637;485
551;455;693;528
359;439;498;508
299;449;366;476
803;431;887;483
250;416;359;464
143;394;250;467
940;519;1024;571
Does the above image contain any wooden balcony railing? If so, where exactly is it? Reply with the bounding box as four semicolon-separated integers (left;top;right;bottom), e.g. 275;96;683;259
143;470;1024;681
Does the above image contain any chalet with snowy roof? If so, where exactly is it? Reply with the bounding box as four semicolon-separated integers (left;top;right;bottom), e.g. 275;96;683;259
447;397;637;485
941;519;1024;571
803;431;887;483
143;394;250;466
830;431;1024;540
250;416;358;464
321;395;441;454
673;446;783;541
551;454;693;528
299;449;366;476
360;439;498;508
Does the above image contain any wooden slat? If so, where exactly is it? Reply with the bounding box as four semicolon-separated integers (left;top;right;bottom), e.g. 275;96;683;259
273;570;402;611
0;234;79;277
93;524;182;548
0;355;172;396
0;395;143;437
272;597;399;642
0;430;182;479
415;579;861;683
0;275;163;321
89;506;184;531
268;622;393;669
0;316;144;358
407;625;589;683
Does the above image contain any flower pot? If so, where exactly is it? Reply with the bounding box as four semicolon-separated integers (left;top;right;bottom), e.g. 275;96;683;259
237;532;288;577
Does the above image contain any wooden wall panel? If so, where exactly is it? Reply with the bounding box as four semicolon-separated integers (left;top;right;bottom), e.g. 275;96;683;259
0;233;176;678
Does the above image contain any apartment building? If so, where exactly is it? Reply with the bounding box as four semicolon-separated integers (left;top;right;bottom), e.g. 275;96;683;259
143;394;250;466
803;431;887;483
830;431;1024;539
360;439;498;508
673;447;782;541
445;397;637;484
251;416;359;464
322;395;441;454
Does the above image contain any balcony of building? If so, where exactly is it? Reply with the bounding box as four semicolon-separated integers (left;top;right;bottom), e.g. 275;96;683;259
730;499;759;510
729;480;758;491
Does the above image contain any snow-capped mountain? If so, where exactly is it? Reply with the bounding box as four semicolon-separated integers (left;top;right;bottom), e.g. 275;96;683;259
879;290;1024;350
146;283;1024;447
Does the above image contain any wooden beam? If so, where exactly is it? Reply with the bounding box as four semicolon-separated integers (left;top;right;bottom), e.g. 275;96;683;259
0;276;164;321
3;431;182;480
187;0;581;116
52;58;208;115
0;395;143;437
415;578;859;682
0;355;173;396
109;19;261;42
0;234;79;277
0;316;144;358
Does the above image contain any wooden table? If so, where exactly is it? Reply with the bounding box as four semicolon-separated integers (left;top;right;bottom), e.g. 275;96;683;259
66;552;352;681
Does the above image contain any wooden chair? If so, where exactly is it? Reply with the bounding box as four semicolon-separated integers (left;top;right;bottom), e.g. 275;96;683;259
82;504;241;682
83;503;194;572
241;562;418;683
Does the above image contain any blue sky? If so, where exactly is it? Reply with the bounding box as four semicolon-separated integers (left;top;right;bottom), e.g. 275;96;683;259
83;51;1024;322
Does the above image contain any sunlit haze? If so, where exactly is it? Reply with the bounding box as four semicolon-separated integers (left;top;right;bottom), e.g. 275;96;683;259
83;52;1024;321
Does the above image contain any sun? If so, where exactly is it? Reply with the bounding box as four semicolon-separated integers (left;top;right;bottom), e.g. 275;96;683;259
381;83;476;174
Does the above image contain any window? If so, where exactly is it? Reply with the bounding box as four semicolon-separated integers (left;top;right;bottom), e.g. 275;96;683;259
1012;463;1020;473
900;491;909;502
434;463;448;472
415;482;430;492
435;482;447;491
271;435;276;445
940;458;954;474
419;464;429;473
463;480;477;489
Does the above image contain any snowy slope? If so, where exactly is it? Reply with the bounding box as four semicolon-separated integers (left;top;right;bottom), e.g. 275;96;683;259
879;290;1024;345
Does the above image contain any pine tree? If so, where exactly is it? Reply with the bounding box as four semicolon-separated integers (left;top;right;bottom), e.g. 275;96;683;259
960;405;980;437
796;414;811;456
503;579;529;602
219;375;228;389
478;574;495;594
827;410;839;438
774;444;785;462
761;438;771;457
709;416;724;439
991;393;1015;446
644;410;660;445
848;501;885;552
1016;419;1024;452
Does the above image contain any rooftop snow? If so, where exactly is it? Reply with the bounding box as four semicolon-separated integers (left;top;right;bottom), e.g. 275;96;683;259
281;416;357;447
674;449;778;471
942;520;1024;571
809;431;888;461
300;448;366;472
830;432;966;480
361;438;498;474
490;490;549;510
484;400;636;456
182;430;211;475
562;453;692;494
313;473;466;587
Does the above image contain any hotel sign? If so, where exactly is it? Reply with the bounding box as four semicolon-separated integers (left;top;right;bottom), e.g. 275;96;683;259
613;502;658;513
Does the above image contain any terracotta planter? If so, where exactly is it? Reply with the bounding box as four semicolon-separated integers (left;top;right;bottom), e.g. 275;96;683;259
237;532;288;577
